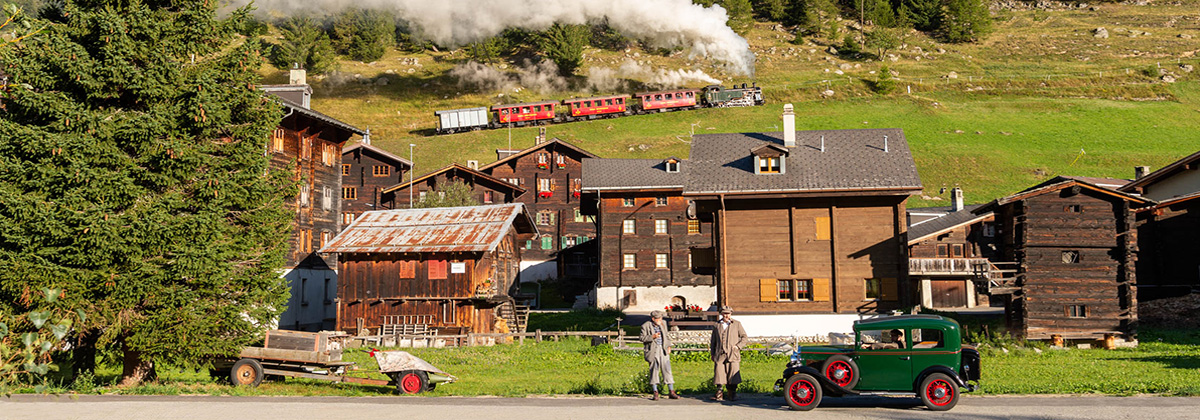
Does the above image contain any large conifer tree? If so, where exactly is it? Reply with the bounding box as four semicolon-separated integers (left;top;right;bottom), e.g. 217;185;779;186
0;0;293;385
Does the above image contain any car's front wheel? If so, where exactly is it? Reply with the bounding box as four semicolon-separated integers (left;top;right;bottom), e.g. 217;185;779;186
784;373;822;411
919;373;959;411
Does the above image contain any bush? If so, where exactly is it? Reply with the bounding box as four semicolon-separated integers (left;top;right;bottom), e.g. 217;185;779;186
841;33;861;55
465;36;509;64
873;65;897;94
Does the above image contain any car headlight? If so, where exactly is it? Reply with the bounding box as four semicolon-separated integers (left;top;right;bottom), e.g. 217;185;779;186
789;348;802;364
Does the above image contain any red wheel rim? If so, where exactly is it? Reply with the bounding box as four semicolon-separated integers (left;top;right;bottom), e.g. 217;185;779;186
825;360;854;387
788;378;817;406
925;379;955;406
401;373;422;394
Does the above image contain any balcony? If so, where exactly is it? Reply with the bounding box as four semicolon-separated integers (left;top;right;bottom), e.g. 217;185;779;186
909;258;989;276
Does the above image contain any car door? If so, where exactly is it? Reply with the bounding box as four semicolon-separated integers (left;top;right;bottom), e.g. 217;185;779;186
853;329;912;391
910;327;955;386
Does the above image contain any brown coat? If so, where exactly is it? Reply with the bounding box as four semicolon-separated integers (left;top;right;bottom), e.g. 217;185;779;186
709;319;749;362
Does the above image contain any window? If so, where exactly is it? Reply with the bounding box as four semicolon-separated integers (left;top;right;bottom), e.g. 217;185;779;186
762;278;829;302
1066;304;1088;318
271;128;285;152
322;144;337;166
688;219;701;234
483;191;494;204
428;259;447;280
951;244;964;258
665;160;680;173
655;253;668;269
522;107;530;113
623;254;636;269
655;196;667;206
537;211;554;225
323;278;331;305
937;244;949;258
342;164;351;176
342;213;355;224
541;236;552;250
605;99;613;106
373;165;391;177
777;280;793;301
622;198;635;207
300;136;311;160
623;219;636;234
418;191;427;201
301;278;308;305
774;279;813;301
538;153;548;164
563;236;576;247
982;222;996;238
759;157;781;173
654;219;668;235
865;278;882;300
342;187;357;200
1064;205;1082;213
300;184;310;207
556;154;565;167
322;186;332;210
538;178;551;192
1062;250;1080;264
320;231;331;248
300;229;312;253
574;209;585;223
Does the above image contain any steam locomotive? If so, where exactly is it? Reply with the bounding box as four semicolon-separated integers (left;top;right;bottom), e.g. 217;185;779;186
434;83;764;135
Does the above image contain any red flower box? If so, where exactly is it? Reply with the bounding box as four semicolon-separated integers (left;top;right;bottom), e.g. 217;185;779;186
537;163;549;170
539;191;553;198
572;191;581;198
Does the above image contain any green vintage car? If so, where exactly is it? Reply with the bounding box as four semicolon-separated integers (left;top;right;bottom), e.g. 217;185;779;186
773;315;981;411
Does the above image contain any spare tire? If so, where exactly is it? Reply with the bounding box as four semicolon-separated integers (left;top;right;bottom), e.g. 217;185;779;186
821;355;859;390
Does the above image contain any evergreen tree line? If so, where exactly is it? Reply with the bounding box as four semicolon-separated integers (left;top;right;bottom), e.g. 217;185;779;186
748;0;992;43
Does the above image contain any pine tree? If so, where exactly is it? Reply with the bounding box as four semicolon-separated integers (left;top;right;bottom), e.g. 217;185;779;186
939;0;992;43
330;9;395;63
536;23;590;77
0;0;294;385
268;17;338;74
414;181;480;209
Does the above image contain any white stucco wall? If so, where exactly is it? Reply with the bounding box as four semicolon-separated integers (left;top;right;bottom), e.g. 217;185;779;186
519;260;557;283
1142;170;1200;201
735;314;888;338
595;285;717;312
277;268;337;332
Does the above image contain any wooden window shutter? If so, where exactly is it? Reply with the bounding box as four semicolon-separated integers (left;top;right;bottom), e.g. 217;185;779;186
398;260;415;279
428;259;447;280
815;217;831;240
812;278;831;302
881;278;899;301
759;279;777;302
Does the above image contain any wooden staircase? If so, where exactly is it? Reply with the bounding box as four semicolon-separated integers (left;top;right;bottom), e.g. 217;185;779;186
498;301;530;333
971;261;1022;295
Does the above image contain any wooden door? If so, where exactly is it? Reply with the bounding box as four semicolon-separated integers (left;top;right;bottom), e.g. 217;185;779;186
930;280;967;308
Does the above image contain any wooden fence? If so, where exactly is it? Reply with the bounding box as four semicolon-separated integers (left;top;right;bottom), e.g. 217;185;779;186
347;329;623;349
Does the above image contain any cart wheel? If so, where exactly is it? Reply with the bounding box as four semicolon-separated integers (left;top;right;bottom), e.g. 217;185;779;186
230;358;264;387
396;370;429;394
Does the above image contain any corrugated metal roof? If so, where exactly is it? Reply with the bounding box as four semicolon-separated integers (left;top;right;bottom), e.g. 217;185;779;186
320;204;537;254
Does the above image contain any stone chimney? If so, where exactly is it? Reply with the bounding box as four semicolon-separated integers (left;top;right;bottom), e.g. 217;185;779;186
783;104;796;147
1134;166;1151;180
951;187;964;212
289;64;307;85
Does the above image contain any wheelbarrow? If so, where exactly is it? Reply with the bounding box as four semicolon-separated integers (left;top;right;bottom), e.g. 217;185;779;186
370;349;458;394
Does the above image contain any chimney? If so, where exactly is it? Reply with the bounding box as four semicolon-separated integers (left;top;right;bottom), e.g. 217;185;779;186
467;160;480;170
535;127;547;145
361;128;371;145
1134;166;1151;180
289;64;307;85
783;104;796;147
951;187;964;212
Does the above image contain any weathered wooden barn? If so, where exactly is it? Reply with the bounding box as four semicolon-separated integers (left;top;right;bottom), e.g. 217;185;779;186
977;176;1152;341
581;157;716;312
480;137;599;281
907;190;996;310
341;141;412;226
320;204;537;336
381;163;526;209
1119;151;1200;301
261;69;367;331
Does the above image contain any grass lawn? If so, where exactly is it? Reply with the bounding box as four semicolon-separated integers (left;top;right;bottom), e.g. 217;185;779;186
18;327;1200;397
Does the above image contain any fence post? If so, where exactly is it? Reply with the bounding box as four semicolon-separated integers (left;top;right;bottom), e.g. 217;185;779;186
536;329;543;342
467;333;475;347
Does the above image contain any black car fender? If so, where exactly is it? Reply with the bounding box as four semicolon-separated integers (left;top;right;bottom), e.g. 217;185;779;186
781;364;856;397
912;365;970;392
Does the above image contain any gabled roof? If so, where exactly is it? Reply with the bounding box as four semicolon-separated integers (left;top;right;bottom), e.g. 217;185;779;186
319;204;537;254
582;158;687;191
1119;150;1200;193
381;163;526;195
343;142;413;167
1136;190;1200;213
479;138;599;171
977;176;1154;213
270;94;367;137
750;143;789;156
1059;176;1130;190
684;128;922;196
907;204;992;245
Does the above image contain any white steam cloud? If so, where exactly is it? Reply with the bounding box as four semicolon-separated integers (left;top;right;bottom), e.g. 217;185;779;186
451;60;568;94
587;60;721;92
234;0;756;75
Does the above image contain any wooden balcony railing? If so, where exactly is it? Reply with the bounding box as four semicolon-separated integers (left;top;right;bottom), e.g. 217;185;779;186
909;258;989;275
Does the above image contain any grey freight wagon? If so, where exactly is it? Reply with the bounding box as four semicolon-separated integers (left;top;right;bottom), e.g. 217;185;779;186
435;107;489;134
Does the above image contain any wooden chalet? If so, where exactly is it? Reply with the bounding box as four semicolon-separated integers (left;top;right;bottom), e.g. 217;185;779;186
479;137;600;281
906;189;996;310
1120;151;1200;300
581;157;716;311
976;176;1152;341
320;204;537;337
380;163;526;210
261;69;367;331
341;141;412;227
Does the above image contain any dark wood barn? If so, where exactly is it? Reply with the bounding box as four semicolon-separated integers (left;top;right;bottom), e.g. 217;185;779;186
480;137;599;281
320;204;537;336
907;192;996;310
582;157;716;311
341;141;411;226
381;163;526;210
978;177;1152;341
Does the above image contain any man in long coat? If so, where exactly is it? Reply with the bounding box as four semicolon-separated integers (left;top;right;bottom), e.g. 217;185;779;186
709;306;749;401
639;310;678;400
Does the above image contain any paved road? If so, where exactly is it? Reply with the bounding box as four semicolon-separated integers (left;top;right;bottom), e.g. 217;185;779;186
4;394;1198;420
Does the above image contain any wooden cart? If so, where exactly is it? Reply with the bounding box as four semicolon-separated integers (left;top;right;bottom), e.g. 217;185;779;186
213;330;456;394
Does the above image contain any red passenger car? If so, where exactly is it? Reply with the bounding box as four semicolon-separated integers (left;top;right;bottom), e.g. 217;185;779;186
492;101;558;126
562;95;631;120
636;89;700;111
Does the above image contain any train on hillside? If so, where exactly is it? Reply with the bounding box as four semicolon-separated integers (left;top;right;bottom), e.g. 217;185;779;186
433;83;764;135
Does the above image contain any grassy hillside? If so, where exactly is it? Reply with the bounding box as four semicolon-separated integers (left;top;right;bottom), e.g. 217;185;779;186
264;1;1200;207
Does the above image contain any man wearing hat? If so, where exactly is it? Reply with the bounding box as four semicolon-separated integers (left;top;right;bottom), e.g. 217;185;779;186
639;310;678;400
709;306;749;401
